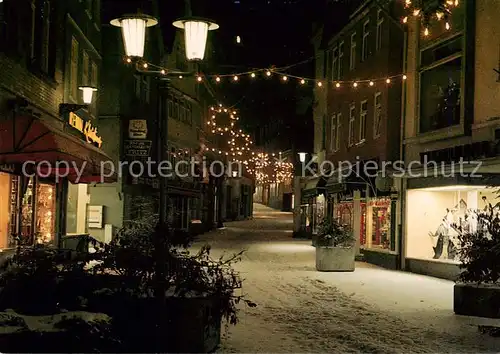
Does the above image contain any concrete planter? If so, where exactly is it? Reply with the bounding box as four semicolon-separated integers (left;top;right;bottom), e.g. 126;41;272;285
454;283;500;319
315;246;355;272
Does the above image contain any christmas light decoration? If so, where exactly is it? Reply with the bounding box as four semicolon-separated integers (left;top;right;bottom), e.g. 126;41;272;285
402;0;460;35
204;106;293;185
125;58;408;90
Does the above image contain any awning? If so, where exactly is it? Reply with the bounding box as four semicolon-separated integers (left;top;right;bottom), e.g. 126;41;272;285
301;176;327;201
0;115;116;183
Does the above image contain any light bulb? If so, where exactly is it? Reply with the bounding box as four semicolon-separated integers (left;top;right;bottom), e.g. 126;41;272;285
369;81;374;86
403;74;407;80
386;78;391;83
282;76;288;81
266;71;271;76
251;72;256;78
445;22;450;30
317;82;322;87
233;75;239;81
143;63;148;68
336;82;340;88
161;69;166;74
424;27;429;36
216;76;221;82
353;82;358;88
413;9;420;16
300;79;305;84
197;76;202;82
403;17;408;24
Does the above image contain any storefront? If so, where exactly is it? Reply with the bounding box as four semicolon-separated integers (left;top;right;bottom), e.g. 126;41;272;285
403;175;500;280
326;169;400;265
300;177;326;236
0;110;115;251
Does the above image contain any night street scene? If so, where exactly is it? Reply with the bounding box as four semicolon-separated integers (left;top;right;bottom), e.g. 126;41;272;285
0;0;500;352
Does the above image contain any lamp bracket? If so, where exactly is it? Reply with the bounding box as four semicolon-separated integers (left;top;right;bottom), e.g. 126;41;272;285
59;103;88;116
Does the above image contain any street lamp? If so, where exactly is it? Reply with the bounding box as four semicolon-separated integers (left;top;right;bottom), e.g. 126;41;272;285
110;13;158;58
79;86;97;105
172;17;219;61
298;152;307;163
232;170;238;178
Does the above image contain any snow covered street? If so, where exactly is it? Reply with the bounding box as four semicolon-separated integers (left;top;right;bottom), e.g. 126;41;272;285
194;204;500;353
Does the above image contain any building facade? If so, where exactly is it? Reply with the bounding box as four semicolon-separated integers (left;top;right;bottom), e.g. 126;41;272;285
308;0;405;265
0;0;111;251
400;0;500;280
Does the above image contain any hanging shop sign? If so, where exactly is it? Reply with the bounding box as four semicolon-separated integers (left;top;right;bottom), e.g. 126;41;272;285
124;140;153;157
69;112;103;148
128;119;148;139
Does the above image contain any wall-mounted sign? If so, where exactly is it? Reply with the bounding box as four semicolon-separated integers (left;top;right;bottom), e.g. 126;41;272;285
69;112;103;148
0;164;16;173
88;205;104;229
128;119;148;139
124;140;153;157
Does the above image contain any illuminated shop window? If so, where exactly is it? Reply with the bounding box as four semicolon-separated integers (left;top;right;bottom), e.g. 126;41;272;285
406;185;494;263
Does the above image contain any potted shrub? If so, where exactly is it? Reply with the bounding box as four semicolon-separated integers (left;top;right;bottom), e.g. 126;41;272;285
452;201;500;319
315;218;355;272
0;203;255;352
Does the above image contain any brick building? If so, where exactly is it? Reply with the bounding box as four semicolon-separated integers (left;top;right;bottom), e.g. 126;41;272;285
0;0;112;249
306;0;405;267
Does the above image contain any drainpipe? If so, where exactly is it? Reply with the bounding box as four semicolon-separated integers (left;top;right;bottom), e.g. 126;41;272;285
398;27;408;271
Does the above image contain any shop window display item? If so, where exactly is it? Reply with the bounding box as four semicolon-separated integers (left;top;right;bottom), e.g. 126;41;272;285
35;183;56;244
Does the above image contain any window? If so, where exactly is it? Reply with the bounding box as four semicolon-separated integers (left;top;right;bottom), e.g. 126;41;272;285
374;92;382;138
338;41;344;79
331;46;338;80
362;20;369;61
348;104;355;146
134;75;141;98
91;61;98;87
143;77;150;103
336;113;341;151
350;32;356;70
376;9;383;51
359;100;368;141
419;57;461;133
30;0;36;60
326;50;332;79
40;0;50;72
70;36;79;101
330;114;337;152
405;186;497;262
82;51;89;86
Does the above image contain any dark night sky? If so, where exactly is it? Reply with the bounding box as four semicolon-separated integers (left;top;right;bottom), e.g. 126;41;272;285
157;0;350;151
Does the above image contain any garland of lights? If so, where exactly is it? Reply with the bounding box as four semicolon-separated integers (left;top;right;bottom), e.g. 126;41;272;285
126;58;408;89
204;105;293;185
402;0;460;36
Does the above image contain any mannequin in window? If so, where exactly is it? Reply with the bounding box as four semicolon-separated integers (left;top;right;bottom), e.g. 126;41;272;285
429;207;458;260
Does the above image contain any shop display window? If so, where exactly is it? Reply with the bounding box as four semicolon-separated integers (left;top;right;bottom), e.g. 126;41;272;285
406;185;493;263
368;198;391;249
0;174;58;249
36;181;56;244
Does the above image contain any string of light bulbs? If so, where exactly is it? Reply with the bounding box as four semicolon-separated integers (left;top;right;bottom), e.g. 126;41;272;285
127;57;408;89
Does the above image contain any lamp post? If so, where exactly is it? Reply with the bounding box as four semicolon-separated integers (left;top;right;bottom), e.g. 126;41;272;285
298;152;307;163
111;9;218;303
111;11;218;224
293;152;307;237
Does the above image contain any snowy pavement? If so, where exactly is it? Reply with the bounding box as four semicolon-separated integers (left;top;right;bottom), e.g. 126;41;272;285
193;203;500;353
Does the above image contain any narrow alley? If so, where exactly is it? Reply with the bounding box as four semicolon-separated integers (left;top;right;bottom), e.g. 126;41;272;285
194;204;500;353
